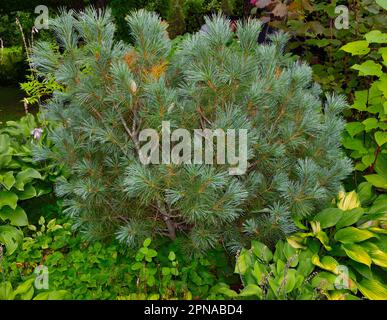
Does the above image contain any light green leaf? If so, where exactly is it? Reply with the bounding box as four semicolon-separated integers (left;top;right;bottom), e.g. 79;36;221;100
143;238;151;247
0;206;28;226
351;60;383;77
362;118;379;132
234;248;253;275
342;243;372;267
17;184;37;200
335;227;376;243
375;131;387;146
0;281;14;300
340;41;370;55
375;0;387;10
345;122;364;137
168;251;176;261
239;284;262;298
14;168;42;191
251;240;273;263
0;172;15;190
358;279;387;300
364;174;387;189
0;225;23;255
311;254;340;274
365;30;387;44
0;191;18;210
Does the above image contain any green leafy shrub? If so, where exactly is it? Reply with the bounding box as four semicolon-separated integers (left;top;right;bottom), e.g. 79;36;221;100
222;186;387;300
341;30;387;191
31;8;350;254
0;114;61;255
2;217;231;300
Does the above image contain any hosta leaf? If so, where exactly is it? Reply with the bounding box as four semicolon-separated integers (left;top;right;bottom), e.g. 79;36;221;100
0;206;28;226
14;168;42;191
0;225;23;255
361;242;387;267
311;272;336;291
0;172;15;190
17;184;37;200
358;279;387;300
234;248;253;275
342;243;372;267
311;254;339;274
251;240;273;263
335;227;376;243
0;282;14;300
238;284;262;298
336;208;365;229
313;208;344;228
0;191;18;210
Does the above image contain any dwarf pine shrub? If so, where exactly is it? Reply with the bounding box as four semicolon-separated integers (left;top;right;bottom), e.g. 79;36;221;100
32;8;351;254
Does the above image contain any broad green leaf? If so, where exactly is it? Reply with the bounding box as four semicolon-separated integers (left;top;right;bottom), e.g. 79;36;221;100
216;285;238;298
251;240;273;263
351;60;383;77
13;279;34;297
342;243;372;267
345;122;364;137
335;227;376;243
0;281;14;300
33;290;71;300
311;254;339;274
358;279;387;300
0;225;23;255
311;272;336;290
14;168;42;191
313;208;344;228
234;248;253;275
336;208;365;229
0;191;18;210
364;174;387;189
376;0;387;10
0;172;15;190
365;30;387;43
0;206;28;226
362;118;379;132
342;136;367;153
315;231;331;250
340;41;370;55
361;154;375;167
361;242;387;267
238;284;262;298
375;131;387;146
17;184;37;200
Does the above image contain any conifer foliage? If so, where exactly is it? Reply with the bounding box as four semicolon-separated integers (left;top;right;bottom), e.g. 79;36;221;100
31;8;351;254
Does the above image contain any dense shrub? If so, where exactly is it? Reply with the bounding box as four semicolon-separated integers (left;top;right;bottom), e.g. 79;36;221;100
31;8;351;255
